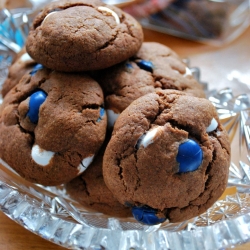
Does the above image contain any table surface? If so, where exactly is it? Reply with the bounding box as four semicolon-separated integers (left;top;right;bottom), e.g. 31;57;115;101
1;24;250;250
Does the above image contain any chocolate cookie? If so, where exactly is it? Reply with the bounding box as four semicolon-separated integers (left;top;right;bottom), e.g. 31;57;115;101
25;0;143;72
0;66;107;186
103;90;230;224
66;137;131;217
93;42;205;127
1;49;36;97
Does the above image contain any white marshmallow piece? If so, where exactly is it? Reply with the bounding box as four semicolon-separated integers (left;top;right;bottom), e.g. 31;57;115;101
173;67;192;77
107;109;120;128
31;145;55;166
42;11;58;26
206;118;218;133
78;155;95;174
184;67;192;77
139;126;162;149
20;53;34;63
97;6;120;24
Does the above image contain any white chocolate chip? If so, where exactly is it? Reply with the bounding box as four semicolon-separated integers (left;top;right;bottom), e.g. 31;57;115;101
206;118;218;132
183;67;192;77
42;12;57;26
20;53;34;63
173;67;192;77
138;126;163;149
107;109;120;128
78;155;95;174
31;145;55;166
98;6;120;24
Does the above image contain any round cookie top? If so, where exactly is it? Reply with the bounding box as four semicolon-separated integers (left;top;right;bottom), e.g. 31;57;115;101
1;48;36;97
103;90;230;224
66;137;131;217
0;65;107;186
93;42;205;127
25;0;144;72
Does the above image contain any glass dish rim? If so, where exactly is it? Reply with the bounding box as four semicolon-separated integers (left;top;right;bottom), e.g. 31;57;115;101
1;158;250;250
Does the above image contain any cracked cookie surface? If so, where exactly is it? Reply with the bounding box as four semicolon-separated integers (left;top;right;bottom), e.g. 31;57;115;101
93;42;205;127
103;90;230;223
66;136;131;217
25;0;143;72
0;67;107;186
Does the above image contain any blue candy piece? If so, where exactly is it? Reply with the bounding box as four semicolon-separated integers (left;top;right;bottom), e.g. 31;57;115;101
125;62;133;69
100;107;105;117
132;206;166;225
30;64;43;76
176;139;203;173
97;107;105;122
27;90;47;123
136;60;154;73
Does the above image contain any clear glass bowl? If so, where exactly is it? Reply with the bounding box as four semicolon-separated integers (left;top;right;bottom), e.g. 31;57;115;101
1;153;250;250
1;3;250;250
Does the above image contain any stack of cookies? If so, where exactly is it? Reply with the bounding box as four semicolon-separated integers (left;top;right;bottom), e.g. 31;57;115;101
0;0;231;225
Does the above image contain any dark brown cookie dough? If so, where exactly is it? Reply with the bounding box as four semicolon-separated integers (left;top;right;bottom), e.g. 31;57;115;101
93;42;205;127
66;137;131;217
26;0;143;72
1;48;36;97
0;67;107;186
103;90;230;223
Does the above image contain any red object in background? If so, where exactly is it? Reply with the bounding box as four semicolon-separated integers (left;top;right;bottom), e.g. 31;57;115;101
123;0;174;18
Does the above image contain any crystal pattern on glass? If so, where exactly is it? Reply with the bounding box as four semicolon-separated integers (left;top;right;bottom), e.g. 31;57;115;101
208;88;250;193
1;5;250;250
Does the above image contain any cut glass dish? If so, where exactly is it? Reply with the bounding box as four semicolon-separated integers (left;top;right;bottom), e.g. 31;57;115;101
1;4;250;250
